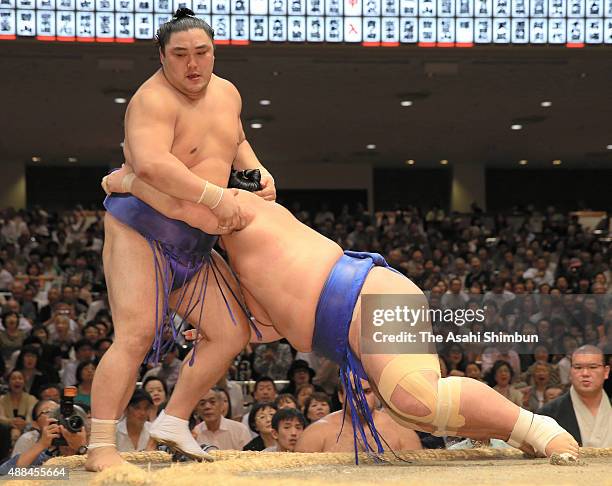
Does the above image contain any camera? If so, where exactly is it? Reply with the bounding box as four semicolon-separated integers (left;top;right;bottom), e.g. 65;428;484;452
51;386;87;447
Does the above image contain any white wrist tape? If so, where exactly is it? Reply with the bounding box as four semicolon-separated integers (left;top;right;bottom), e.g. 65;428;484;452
121;173;136;193
197;181;224;209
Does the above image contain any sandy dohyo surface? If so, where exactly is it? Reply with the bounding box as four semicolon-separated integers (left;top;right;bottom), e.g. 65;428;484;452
3;448;611;486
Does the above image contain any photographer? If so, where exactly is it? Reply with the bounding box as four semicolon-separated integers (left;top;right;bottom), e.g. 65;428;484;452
0;399;87;474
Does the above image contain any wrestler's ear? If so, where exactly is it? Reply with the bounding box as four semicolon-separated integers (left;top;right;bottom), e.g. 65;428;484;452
271;429;279;441
159;46;165;65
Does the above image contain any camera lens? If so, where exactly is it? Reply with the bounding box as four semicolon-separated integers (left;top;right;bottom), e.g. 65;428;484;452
67;415;84;432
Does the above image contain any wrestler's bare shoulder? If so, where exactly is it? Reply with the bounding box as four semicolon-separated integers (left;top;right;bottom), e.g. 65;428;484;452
127;72;179;118
211;74;241;99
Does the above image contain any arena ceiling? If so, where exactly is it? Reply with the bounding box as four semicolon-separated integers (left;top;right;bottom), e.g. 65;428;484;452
1;41;612;169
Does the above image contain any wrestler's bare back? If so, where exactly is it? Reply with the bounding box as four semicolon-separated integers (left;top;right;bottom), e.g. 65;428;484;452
220;192;424;353
221;191;344;351
298;410;421;452
123;70;242;186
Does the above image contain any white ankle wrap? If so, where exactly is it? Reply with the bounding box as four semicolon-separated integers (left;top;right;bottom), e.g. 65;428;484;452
508;409;566;455
88;418;118;450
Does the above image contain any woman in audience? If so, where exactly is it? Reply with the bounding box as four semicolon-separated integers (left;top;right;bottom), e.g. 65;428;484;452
14;345;49;397
274;393;298;410
0;311;26;361
443;343;468;376
295;384;315;412
485;360;523;407
303;392;332;425
242;402;277;451
143;376;168;422
0;370;37;440
74;361;96;407
217;388;232;420
464;362;483;381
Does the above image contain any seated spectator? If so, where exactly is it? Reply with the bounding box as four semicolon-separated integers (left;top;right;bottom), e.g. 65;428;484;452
0;370;37;435
61;339;95;388
192;389;251;451
241;377;278;432
441;278;469;311
0;400;87;474
558;334;580;385
296;378;422;453
0;258;15;291
37;287;61;324
47;315;77;358
522;345;561;387
263;408;306;452
481;339;521;379
281;359;316;396
116;389;156;452
74;361;96;407
274;393;298;410
485;360;523;407
544;386;564;404
216;388;233;420
11;399;59;456
3;296;33;334
14;345;49;397
216;374;246;421
538;345;611;447
45;302;79;338
142;345;181;392
296;383;315;412
443;344;468;376
81;323;100;346
38;383;61;403
29;326;62;373
242;402;278;451
0;311;26;361
253;342;293;381
464;362;483;381
526;362;552;412
143;376;168;422
303;392;331;424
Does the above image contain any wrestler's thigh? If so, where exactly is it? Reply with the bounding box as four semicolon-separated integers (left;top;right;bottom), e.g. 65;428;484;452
168;250;250;345
349;266;431;382
103;213;161;342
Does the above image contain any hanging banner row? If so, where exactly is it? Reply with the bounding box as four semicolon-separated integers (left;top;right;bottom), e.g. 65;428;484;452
1;0;612;43
3;0;612;17
3;11;611;43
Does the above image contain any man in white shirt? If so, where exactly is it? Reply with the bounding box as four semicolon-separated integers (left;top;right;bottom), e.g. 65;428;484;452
192;389;251;451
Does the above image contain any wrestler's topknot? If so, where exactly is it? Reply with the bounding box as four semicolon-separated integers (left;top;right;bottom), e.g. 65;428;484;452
155;7;215;52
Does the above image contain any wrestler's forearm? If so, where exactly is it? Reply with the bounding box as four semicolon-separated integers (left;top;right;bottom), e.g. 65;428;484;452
130;177;219;232
232;140;268;172
131;155;211;204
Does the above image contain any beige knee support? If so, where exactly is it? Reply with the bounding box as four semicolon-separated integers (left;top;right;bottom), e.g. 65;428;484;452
378;354;466;436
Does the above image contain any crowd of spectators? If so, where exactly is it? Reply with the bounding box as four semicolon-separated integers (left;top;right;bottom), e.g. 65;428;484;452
0;202;610;467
